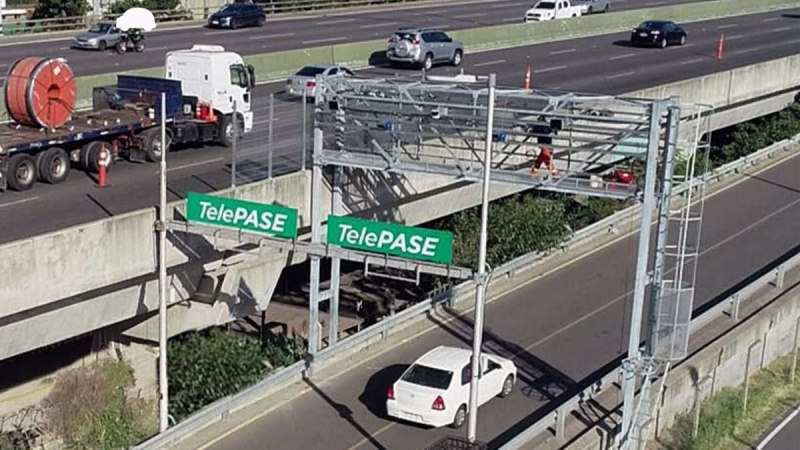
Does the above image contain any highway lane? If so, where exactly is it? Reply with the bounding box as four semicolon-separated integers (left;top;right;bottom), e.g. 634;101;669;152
760;406;800;450
0;0;711;78
188;143;800;450
0;10;798;244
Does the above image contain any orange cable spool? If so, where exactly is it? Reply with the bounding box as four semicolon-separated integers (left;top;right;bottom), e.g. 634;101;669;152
4;57;77;129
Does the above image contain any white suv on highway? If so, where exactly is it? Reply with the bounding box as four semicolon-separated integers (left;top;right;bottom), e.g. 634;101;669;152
525;0;584;22
386;346;517;428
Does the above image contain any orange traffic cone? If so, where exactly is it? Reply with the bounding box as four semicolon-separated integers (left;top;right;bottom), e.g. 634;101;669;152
716;34;725;60
524;64;532;90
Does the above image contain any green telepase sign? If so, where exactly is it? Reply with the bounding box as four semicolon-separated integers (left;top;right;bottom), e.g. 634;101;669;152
186;192;299;239
326;215;454;264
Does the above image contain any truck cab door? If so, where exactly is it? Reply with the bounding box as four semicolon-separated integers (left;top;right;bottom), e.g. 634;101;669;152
227;63;254;132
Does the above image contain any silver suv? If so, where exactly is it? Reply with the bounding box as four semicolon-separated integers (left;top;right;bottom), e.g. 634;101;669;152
386;28;464;70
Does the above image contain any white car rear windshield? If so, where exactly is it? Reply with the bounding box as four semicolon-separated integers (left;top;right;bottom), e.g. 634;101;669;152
401;364;453;389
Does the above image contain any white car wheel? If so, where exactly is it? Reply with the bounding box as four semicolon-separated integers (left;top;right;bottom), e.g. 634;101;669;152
451;405;467;428
500;374;515;398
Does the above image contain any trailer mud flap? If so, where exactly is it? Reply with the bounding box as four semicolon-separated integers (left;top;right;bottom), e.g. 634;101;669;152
128;148;147;164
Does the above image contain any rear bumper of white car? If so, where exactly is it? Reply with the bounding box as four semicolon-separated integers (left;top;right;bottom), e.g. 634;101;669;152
386;401;452;428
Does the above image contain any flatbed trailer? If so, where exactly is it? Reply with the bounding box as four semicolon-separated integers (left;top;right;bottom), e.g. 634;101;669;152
0;74;247;192
0;45;255;193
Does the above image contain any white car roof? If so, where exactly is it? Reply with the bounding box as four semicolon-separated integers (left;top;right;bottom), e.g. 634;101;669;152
414;346;474;371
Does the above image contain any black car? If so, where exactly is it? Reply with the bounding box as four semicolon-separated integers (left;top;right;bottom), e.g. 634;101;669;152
630;20;687;48
207;2;266;29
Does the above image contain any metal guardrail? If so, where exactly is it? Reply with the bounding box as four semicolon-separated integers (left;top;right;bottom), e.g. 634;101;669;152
133;134;799;449
498;250;800;450
0;0;448;36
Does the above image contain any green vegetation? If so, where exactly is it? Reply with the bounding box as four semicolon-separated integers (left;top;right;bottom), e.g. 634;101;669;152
658;353;800;450
710;103;800;166
42;358;156;450
168;327;307;421
31;0;89;21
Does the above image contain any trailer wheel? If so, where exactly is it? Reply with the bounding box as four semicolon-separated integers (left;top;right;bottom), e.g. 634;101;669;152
143;127;172;162
8;154;37;191
81;141;114;173
37;147;71;184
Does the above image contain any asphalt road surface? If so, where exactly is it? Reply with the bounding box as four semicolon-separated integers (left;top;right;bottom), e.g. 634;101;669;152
760;407;800;450
0;9;798;244
188;145;800;449
0;0;712;78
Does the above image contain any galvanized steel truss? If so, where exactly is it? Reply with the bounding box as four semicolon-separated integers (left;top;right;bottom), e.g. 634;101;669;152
308;74;711;450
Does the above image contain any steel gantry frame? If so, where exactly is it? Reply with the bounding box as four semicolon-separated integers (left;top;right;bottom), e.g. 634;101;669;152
312;72;710;446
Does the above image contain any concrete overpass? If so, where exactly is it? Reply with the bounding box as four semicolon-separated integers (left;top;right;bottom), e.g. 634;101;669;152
0;54;798;364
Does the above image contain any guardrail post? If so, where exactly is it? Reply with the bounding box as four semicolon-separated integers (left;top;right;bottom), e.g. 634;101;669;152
773;265;786;289
730;293;741;322
555;407;566;442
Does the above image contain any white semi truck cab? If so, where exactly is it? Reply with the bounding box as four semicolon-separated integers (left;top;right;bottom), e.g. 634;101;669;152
165;44;256;140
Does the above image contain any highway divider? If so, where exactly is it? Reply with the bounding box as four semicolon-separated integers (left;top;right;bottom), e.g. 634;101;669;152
131;134;800;450
1;0;796;110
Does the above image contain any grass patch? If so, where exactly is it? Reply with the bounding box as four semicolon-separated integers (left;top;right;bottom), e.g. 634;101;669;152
657;352;800;450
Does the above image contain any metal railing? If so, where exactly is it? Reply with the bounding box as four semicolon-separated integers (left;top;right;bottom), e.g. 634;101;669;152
132;134;799;449
0;0;450;37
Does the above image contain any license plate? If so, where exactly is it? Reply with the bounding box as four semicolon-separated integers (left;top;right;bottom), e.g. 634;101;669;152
639;32;648;37
212;20;218;24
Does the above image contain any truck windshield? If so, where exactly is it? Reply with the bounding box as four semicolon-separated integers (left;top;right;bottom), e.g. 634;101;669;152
229;65;249;89
536;2;556;8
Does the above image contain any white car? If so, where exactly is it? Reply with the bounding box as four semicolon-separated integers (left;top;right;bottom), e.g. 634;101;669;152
386;345;517;428
525;0;584;22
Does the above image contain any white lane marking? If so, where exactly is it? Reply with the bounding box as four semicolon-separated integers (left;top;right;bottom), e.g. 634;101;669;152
503;17;520;22
550;48;576;55
204;28;252;36
473;59;506;67
645;1;666;5
59;46;70;50
454;13;486;19
735;47;760;54
149;46;168;51
610;53;636;60
607;71;635;79
426;24;451;29
763;17;780;22
717;23;738;29
359;22;397;29
0;197;39;209
680;58;705;65
727;34;745;40
316;18;356;25
301;36;347;45
756;406;800;450
249;32;296;40
773;27;793;32
536;65;568;73
414;9;451;16
166;158;224;172
0;64;7;68
666;42;694;50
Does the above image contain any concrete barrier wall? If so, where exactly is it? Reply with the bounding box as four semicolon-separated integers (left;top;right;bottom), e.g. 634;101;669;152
0;56;795;360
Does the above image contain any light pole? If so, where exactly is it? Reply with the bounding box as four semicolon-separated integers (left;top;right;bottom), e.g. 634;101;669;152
467;73;496;442
157;92;169;433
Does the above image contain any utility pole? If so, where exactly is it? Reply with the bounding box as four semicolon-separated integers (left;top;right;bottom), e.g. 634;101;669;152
157;92;169;433
467;73;496;443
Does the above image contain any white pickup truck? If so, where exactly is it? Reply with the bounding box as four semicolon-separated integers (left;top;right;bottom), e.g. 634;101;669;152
524;0;584;22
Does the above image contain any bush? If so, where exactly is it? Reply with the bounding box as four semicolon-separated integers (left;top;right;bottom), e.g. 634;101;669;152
107;0;182;15
440;194;573;269
31;0;89;21
42;358;155;450
262;331;308;369
711;102;800;165
168;328;268;421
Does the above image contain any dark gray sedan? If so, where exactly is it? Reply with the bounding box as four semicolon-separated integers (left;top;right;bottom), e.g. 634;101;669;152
72;21;125;51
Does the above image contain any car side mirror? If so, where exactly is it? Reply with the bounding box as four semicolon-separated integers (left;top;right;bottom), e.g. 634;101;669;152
247;64;256;88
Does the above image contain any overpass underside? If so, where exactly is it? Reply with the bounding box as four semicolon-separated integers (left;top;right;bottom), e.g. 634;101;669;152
0;55;797;362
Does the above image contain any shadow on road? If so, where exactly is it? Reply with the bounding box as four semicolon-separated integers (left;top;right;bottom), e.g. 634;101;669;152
359;363;408;418
305;378;389;450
